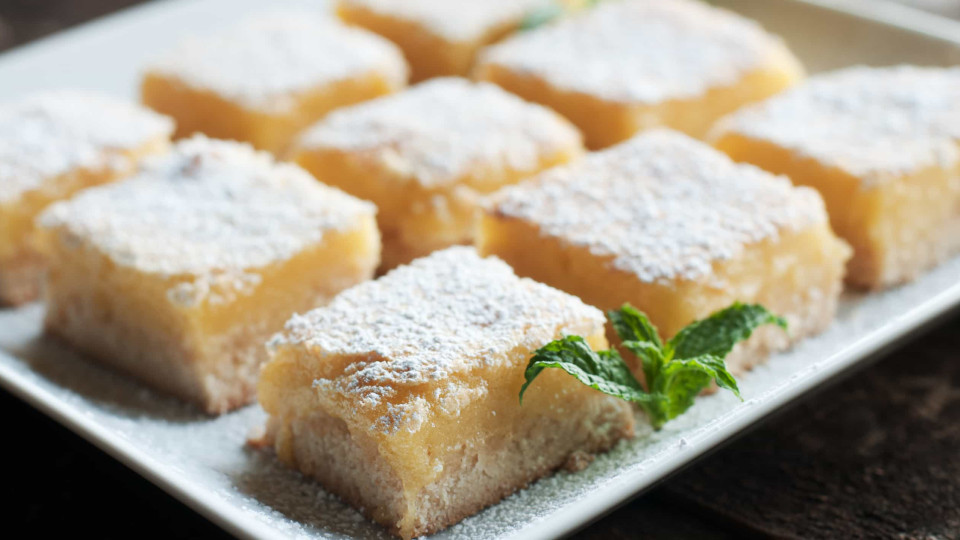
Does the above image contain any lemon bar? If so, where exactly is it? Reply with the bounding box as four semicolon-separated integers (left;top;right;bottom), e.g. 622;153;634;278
258;247;633;539
38;136;380;414
141;14;407;154
0;91;172;306
479;130;849;375
337;0;550;82
711;66;960;289
474;0;803;149
291;78;583;270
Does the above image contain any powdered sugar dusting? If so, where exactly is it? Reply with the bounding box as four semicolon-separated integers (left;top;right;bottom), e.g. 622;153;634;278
491;130;828;282
478;0;797;104
271;247;604;434
341;0;551;42
39;135;375;278
146;13;407;112
713;65;960;185
0;90;173;204
297;78;581;188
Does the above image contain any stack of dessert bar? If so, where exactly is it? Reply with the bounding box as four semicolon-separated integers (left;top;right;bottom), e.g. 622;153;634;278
1;1;957;537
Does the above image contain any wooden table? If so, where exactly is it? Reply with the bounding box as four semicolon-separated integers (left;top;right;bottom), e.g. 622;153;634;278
2;2;959;538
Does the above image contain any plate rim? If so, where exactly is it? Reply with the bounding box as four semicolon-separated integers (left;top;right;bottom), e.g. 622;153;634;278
0;354;283;540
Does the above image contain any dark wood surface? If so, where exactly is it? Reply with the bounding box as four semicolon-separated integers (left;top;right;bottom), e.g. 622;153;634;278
3;2;960;539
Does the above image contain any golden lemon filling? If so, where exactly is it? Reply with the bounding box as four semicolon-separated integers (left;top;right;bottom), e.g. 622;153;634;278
291;78;583;270
479;130;850;376
38;136;380;413
337;0;550;82
475;0;803;149
259;247;633;539
712;65;960;289
0;91;173;305
141;14;408;154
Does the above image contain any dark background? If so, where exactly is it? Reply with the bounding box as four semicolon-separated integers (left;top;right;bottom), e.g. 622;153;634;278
2;1;960;538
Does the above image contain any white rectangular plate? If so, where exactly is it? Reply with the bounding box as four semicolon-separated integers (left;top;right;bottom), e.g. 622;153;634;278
1;1;959;538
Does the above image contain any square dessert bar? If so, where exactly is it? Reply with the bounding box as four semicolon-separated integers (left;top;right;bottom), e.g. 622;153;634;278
337;0;549;82
475;0;804;149
711;66;960;289
258;247;634;539
291;77;583;270
0;91;172;306
141;13;408;154
38;136;380;414
479;130;850;376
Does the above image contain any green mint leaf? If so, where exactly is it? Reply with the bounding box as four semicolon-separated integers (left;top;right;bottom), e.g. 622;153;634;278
609;303;665;385
608;304;662;348
668;302;787;361
519;3;564;31
694;355;741;397
519;0;608;31
520;302;779;431
658;361;714;426
656;356;742;425
519;335;660;405
620;339;664;387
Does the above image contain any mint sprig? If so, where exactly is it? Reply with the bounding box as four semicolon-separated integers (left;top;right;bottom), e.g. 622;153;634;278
519;0;604;31
519;3;564;30
520;302;787;430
